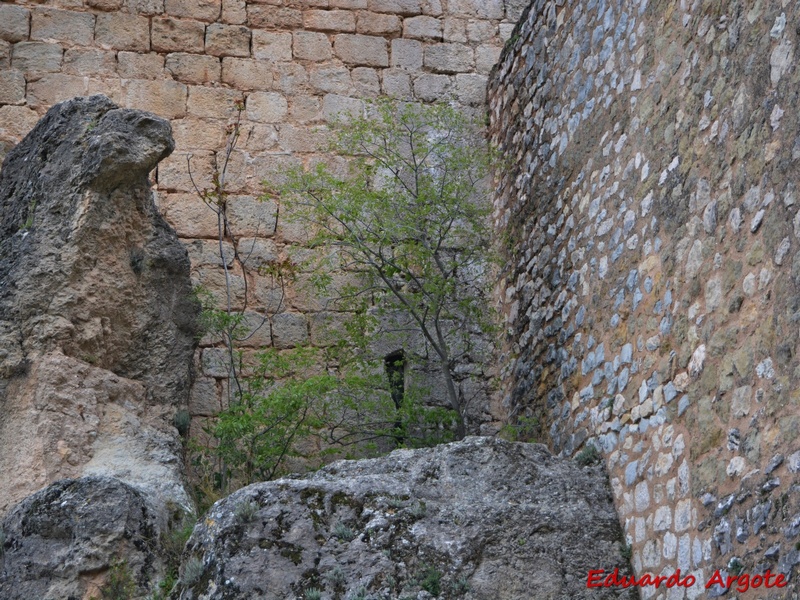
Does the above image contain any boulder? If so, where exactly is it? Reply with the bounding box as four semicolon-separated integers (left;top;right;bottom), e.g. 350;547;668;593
170;437;635;599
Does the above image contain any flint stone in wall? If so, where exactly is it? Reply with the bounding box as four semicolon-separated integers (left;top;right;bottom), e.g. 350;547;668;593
170;437;635;600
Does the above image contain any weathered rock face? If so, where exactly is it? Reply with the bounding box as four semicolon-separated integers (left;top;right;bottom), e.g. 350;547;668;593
170;437;634;600
0;477;163;600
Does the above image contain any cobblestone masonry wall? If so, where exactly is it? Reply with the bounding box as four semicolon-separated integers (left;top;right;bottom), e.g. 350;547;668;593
490;0;800;596
0;0;525;438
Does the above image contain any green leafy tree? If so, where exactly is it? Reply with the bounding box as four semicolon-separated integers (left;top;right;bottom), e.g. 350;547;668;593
273;100;497;440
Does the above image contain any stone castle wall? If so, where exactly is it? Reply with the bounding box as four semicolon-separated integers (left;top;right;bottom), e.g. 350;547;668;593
490;0;800;595
0;0;524;437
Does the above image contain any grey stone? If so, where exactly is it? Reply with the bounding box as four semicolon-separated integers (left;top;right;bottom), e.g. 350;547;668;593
169;438;637;600
766;454;784;474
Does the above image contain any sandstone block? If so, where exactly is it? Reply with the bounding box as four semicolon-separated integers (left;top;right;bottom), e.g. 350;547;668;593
31;8;94;46
247;6;303;29
413;72;449;101
158;150;213;192
272;312;308;349
475;44;501;74
403;15;441;40
189;377;220;416
310;65;350;94
253;30;292;61
222;57;273;90
390;38;422;68
165;0;221;22
293;31;332;61
0;70;25;105
185;239;235;269
192;267;247;311
166;53;221;84
381;67;412;98
278;124;328;153
228;195;278;236
158;192;219;238
246;91;288;123
309;312;350;346
95;13;150;51
187;86;242;119
235;312;273;348
122;79;187;119
466;20;495;42
12;41;62;74
447;0;502;19
455;73;486;105
26;74;86;109
86;78;124;104
304;10;356;32
351;67;380;96
205;23;251;57
0;41;10;69
273;63;309;94
63;49;116;76
334;34;388;67
423;43;473;73
368;0;422;15
171;117;227;150
238;237;278;269
443;17;466;42
0;105;39;142
0;5;30;43
152;17;205;53
87;0;124;10
124;0;165;14
117;52;164;79
322;93;363;121
332;0;367;7
222;0;247;24
356;11;401;35
289;95;322;122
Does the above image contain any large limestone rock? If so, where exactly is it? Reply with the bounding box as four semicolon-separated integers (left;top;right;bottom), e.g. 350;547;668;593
170;437;635;600
0;95;198;516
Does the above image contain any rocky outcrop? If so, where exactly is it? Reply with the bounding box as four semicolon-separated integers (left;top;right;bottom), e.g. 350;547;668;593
169;437;634;600
0;96;199;595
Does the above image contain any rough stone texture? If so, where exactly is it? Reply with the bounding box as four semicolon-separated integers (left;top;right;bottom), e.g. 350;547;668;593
0;96;197;514
489;0;800;592
0;477;165;600
170;437;635;600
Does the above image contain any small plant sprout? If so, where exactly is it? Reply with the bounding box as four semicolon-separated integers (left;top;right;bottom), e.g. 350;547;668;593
234;499;258;523
332;522;356;542
182;557;205;587
327;566;346;587
304;588;323;600
575;444;601;466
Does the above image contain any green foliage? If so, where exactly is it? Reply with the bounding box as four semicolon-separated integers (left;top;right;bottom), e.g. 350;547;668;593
575;444;601;466
728;557;744;576
234;499;259;523
619;542;632;561
182;557;205;587
304;588;323;600
95;561;136;600
332;522;356;542
271;99;498;440
417;565;442;596
173;409;191;437
499;415;539;442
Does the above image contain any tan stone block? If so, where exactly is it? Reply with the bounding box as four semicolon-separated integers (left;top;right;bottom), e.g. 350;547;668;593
222;57;272;90
0;105;39;142
423;43;473;73
122;79;187;119
238;237;279;269
166;53;221;84
309;65;350;94
454;72;486;106
191;267;247;311
158;151;214;192
334;34;387;67
171;117;227;150
246;91;288;123
390;38;422;68
87;0;124;10
368;0;422;15
63;49;116;76
252;30;292;61
310;312;350;346
186;239;236;268
124;0;165;14
272;312;308;349
95;13;150;51
222;0;247;24
322;93;363;121
187;86;242;119
247;6;303;29
188;378;220;416
293;31;332;61
413;72;449;101
351;67;379;96
220;150;255;193
157;192;219;238
466;20;495;43
475;44;501;74
117;51;164;79
0;69;25;105
0;5;30;43
235;312;273;348
165;0;221;22
12;41;62;74
304;10;355;32
447;0;502;18
356;11;401;35
86;77;124;103
272;62;308;94
443;17;466;42
382;68;412;98
240;122;279;151
152;17;205;53
31;8;94;46
27;73;86;109
403;15;441;40
0;41;10;68
205;23;251;57
331;0;367;8
228;195;278;236
278;123;329;153
289;95;322;123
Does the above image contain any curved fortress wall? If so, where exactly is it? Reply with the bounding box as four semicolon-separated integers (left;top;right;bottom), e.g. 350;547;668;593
490;0;800;592
0;0;523;435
